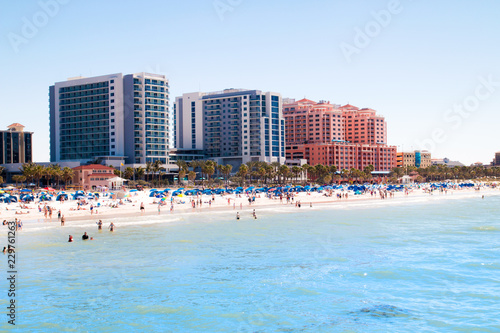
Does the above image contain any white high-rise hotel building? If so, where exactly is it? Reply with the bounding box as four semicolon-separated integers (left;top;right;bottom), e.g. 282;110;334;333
175;89;286;169
49;73;169;165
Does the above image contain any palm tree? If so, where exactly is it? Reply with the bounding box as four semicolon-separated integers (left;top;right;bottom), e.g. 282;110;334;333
302;164;311;184
340;169;348;183
12;175;26;188
189;160;202;179
218;164;233;186
188;171;197;185
264;164;274;185
178;168;186;185
145;162;153;183
291;166;302;184
32;164;45;188
62;167;74;187
135;166;145;181
153;160;163;183
258;166;267;185
124;167;134;180
20;162;35;185
50;164;63;188
204;164;215;185
314;164;328;183
237;164;249;186
278;164;290;185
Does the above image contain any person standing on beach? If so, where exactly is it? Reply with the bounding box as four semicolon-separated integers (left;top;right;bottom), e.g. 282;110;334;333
140;202;145;214
158;203;161;215
61;215;65;226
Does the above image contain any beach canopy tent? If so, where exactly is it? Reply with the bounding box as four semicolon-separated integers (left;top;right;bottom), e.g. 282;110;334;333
107;177;127;189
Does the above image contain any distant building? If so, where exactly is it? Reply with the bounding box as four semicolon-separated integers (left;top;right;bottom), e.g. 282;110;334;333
71;164;116;189
175;89;286;170
491;152;500;166
283;99;396;171
0;123;33;165
431;157;464;167
50;72;170;166
396;150;431;169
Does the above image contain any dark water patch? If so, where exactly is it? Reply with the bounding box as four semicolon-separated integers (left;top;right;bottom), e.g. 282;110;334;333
352;304;411;318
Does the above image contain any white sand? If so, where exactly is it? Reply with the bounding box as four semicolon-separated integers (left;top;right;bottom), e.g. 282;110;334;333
1;185;498;228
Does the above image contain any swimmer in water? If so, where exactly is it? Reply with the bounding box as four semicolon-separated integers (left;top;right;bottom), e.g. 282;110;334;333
68;235;73;242
97;220;103;230
82;232;89;240
236;212;240;220
2;246;6;253
109;222;115;232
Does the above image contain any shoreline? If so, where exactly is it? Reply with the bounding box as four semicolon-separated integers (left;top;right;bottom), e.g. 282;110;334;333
1;187;498;233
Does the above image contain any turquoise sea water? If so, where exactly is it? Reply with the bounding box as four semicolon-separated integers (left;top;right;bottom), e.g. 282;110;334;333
1;194;500;332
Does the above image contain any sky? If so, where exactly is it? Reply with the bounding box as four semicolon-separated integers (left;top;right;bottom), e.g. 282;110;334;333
1;0;499;165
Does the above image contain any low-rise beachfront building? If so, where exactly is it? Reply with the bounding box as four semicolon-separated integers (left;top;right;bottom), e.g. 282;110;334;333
71;164;116;190
431;157;464;168
396;150;431;169
283;99;396;171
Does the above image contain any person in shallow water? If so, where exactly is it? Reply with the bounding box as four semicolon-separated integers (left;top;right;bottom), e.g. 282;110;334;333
82;232;89;240
96;220;103;230
109;222;115;232
236;212;240;220
68;235;73;242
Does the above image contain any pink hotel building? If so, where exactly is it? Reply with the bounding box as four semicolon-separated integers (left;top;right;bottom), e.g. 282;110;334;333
284;99;396;171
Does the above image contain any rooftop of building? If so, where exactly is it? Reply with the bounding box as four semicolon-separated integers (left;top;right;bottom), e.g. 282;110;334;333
202;88;258;98
3;123;32;133
72;164;115;171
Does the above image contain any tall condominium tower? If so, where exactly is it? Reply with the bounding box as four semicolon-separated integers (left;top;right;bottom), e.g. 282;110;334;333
49;72;169;165
0;123;33;164
175;89;285;168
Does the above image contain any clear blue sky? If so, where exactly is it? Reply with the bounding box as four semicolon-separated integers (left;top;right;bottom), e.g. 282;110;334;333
1;0;499;165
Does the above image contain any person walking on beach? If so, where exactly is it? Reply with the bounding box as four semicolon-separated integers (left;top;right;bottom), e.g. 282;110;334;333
158;203;161;215
140;202;145;214
61;215;65;226
109;222;115;232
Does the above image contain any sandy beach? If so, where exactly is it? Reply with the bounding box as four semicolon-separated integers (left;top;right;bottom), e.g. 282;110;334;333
2;185;499;231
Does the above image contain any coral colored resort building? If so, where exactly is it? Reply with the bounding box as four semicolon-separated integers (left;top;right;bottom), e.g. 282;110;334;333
284;99;396;171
